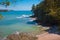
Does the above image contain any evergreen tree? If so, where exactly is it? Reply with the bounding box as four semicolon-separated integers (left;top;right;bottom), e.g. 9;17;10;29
32;0;60;27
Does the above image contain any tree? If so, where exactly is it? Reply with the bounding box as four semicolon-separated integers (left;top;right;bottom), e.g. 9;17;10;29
0;0;16;7
32;4;35;11
32;0;60;27
0;0;17;19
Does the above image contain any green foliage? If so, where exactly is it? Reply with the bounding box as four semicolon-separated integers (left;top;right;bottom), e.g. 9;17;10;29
32;0;60;26
32;4;36;11
5;1;10;6
0;14;3;19
0;0;16;7
0;0;16;19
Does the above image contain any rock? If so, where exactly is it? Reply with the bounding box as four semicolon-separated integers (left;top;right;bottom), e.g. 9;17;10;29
6;32;37;40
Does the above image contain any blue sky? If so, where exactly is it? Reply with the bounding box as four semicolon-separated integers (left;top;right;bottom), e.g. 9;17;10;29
0;0;43;10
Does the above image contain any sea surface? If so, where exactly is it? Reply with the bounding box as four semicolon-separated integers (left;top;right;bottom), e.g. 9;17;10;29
0;11;38;37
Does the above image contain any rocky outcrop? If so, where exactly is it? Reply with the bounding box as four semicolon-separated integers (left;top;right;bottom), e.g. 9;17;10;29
4;26;49;40
6;32;37;40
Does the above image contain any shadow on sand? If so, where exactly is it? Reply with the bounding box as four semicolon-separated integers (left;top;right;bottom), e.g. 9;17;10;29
41;24;60;35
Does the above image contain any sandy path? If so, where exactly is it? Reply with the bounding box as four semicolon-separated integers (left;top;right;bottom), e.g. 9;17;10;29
37;32;60;40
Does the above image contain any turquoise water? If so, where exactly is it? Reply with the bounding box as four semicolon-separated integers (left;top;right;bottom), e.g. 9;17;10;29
0;11;38;37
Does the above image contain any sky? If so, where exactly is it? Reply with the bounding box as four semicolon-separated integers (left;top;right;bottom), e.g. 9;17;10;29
0;0;43;10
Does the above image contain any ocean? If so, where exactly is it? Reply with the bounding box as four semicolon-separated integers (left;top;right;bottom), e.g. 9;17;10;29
0;11;38;37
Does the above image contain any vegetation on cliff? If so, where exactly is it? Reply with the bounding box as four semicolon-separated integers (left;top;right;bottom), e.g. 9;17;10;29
32;0;60;30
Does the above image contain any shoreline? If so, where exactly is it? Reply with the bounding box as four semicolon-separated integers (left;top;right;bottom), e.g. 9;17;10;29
3;31;60;40
1;25;60;40
1;25;49;40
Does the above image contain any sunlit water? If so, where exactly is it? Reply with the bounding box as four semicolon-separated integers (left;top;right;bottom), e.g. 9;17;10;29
0;11;39;37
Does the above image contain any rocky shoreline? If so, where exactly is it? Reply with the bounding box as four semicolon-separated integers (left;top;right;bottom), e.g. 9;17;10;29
1;26;49;40
1;25;60;40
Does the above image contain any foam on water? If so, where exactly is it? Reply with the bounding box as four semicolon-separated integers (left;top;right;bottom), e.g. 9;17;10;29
16;14;32;19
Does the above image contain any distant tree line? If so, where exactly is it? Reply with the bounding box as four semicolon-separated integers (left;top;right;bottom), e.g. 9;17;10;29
31;0;60;30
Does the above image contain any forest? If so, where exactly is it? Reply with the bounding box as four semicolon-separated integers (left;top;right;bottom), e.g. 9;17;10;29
32;0;60;30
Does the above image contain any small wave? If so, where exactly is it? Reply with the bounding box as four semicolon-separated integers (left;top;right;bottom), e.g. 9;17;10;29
29;18;36;22
16;14;32;19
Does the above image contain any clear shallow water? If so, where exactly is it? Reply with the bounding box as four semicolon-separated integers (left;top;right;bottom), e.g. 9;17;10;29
0;11;38;37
